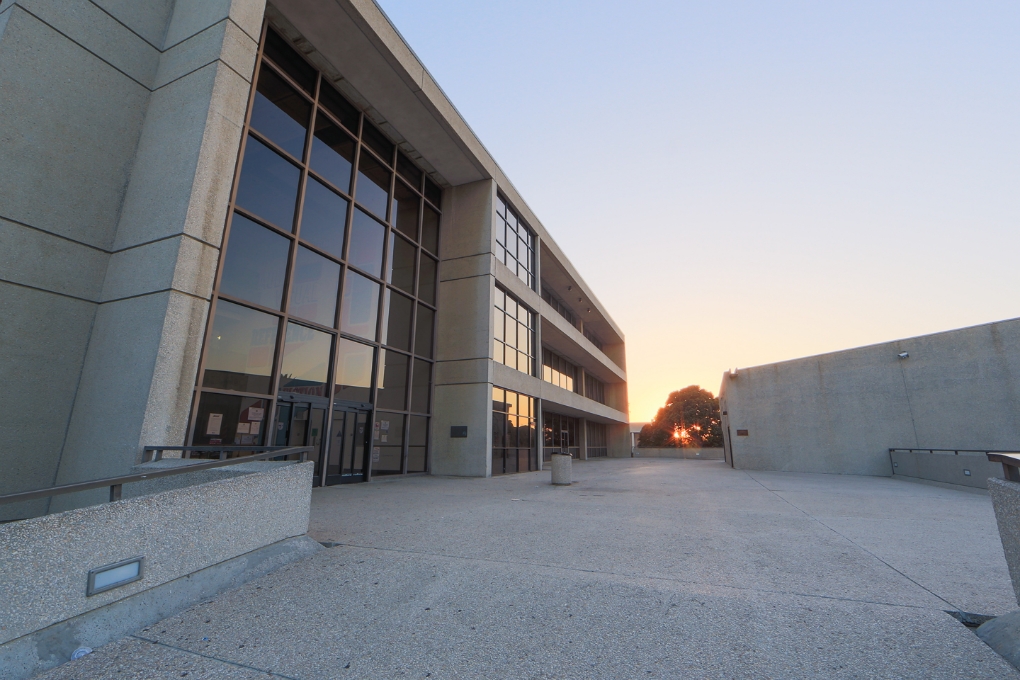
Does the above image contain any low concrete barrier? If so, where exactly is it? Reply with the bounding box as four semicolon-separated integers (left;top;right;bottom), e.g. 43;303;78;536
890;450;1003;490
633;447;725;460
0;461;315;678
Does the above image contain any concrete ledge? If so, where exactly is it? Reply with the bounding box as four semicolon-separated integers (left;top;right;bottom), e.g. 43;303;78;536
633;448;725;460
0;461;313;648
989;478;1020;606
977;609;1020;671
892;451;1003;490
0;535;321;679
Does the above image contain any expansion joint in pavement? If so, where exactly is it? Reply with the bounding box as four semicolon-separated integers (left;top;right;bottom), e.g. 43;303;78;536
741;471;962;612
323;541;934;612
130;634;301;679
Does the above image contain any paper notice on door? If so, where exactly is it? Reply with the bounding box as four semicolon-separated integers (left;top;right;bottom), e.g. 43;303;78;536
381;434;388;443
240;435;253;445
250;422;260;435
380;420;390;431
236;423;250;434
206;413;223;436
247;407;265;421
372;447;380;462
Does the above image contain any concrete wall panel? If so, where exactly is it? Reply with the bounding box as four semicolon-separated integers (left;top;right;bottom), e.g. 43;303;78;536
430;382;491;477
0;218;108;301
722;318;1020;475
0;284;95;508
0;7;148;248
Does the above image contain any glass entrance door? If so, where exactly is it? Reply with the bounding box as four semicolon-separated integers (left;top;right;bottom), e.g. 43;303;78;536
326;406;370;485
274;399;327;480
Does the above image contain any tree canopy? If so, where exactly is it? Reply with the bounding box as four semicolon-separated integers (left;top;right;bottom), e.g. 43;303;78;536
639;386;722;448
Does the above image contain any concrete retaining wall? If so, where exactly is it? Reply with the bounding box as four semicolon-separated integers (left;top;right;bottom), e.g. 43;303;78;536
891;451;1004;490
633;448;725;460
720;317;1020;475
0;461;313;653
988;478;1020;607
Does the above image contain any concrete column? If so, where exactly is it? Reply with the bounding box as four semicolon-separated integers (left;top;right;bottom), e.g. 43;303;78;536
535;399;544;469
579;417;589;460
430;179;497;476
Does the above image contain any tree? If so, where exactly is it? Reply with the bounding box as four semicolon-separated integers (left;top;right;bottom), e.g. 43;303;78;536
639;386;722;448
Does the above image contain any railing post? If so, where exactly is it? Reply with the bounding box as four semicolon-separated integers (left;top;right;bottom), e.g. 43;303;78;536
109;484;122;502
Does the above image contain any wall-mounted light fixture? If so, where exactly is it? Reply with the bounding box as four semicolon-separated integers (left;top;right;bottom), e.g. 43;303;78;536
87;556;144;596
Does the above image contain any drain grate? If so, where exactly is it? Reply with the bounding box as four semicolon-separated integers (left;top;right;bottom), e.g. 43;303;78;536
945;610;996;628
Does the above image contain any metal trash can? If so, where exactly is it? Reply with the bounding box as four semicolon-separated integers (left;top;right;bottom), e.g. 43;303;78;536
551;452;572;485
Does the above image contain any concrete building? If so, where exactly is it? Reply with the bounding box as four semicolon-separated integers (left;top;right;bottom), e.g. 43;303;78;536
0;0;629;519
719;317;1020;476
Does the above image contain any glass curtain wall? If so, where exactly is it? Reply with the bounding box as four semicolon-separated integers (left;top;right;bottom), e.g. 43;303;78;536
542;348;578;393
491;387;537;475
189;24;441;478
586;421;608;457
543;412;580;461
493;285;535;376
541;285;577;329
495;196;536;289
584;374;606;405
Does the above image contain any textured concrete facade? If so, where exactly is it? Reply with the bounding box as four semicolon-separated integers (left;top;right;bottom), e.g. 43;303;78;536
0;0;265;518
0;461;313;648
988;477;1020;607
1;0;629;500
720;318;1020;475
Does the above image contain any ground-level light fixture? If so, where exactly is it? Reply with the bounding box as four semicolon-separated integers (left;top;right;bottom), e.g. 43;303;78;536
898;352;909;359
87;556;144;596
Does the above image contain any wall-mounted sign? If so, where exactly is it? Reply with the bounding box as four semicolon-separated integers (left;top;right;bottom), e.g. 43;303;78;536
206;413;223;436
736;429;749;437
450;426;468;438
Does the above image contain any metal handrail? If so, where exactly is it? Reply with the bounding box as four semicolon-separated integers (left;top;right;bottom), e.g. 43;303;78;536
889;448;1020;456
0;446;313;506
141;445;309;463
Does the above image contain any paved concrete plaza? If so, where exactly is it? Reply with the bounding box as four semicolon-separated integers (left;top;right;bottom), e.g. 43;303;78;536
42;459;1020;678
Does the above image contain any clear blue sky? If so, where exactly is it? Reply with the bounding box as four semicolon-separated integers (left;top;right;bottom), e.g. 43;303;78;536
377;0;1020;420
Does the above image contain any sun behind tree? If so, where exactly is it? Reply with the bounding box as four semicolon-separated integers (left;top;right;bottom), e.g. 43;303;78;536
639;386;722;448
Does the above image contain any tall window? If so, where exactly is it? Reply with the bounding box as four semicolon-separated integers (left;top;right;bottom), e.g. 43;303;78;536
492;387;537;475
543;412;580;461
583;327;604;351
493;285;535;376
584;373;606;405
586;421;608;458
542;348;578;393
495;195;535;289
541;285;577;329
189;25;441;477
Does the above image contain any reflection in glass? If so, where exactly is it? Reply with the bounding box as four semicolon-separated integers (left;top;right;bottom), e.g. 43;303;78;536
219;213;290;310
192;393;269;448
388;233;416;294
424;177;441;208
310;119;355;193
235;136;300;231
362;120;394;162
417;254;436;306
411;359;430;413
393;180;419;240
348;208;385;277
334;337;373;403
289;247;340;327
356;152;390;221
319;82;360;133
373;411;405;474
300;178;348;259
263;28;316;93
415;304;434;358
397;152;422;187
384;290;413;352
377;350;408;410
203;300;279;393
339;270;379;341
407;415;428;472
249;67;309;159
421;205;439;254
279;323;332;397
